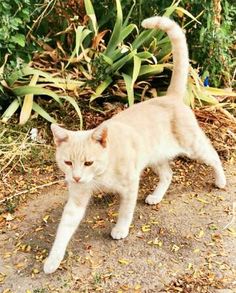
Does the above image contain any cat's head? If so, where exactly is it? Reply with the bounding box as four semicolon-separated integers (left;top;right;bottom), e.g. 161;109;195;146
51;124;109;184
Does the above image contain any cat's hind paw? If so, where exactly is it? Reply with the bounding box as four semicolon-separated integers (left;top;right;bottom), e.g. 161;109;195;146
43;256;62;274
145;194;162;205
111;226;129;240
215;175;226;189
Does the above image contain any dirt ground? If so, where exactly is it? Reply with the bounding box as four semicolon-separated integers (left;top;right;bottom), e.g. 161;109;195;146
0;159;235;293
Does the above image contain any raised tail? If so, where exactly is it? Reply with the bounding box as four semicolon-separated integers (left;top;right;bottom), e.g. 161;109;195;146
142;16;189;100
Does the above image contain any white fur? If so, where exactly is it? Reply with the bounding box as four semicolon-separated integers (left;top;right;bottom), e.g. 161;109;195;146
44;16;226;274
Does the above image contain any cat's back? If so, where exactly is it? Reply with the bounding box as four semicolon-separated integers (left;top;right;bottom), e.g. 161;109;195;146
110;96;193;129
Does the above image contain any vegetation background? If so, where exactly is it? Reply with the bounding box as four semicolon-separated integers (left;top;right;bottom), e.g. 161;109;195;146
0;0;235;125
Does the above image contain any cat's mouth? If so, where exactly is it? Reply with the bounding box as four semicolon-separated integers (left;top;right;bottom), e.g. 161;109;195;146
65;175;94;185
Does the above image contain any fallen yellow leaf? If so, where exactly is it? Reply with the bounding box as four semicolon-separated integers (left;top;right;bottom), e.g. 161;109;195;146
32;268;39;274
197;198;209;204
118;259;130;265
171;244;180;252
141;224;151;232
187;263;193;270
0;272;6;283
134;284;141;290
198;230;204;238
42;215;50;223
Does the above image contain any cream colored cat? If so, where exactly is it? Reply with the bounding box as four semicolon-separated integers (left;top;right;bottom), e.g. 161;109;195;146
43;16;226;274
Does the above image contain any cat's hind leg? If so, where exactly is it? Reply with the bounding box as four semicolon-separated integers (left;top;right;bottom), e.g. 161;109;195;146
145;161;173;205
189;133;226;189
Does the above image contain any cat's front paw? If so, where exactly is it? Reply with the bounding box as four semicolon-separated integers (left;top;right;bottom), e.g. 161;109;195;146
145;194;162;205
215;176;226;189
111;226;129;240
43;256;62;274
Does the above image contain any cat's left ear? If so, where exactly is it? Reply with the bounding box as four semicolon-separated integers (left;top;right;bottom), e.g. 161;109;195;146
92;125;108;148
51;124;69;146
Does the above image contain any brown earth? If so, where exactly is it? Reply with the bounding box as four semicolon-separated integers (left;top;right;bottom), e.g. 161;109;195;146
0;160;235;293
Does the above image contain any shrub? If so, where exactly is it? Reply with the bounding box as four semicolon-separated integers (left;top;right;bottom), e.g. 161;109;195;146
0;0;43;65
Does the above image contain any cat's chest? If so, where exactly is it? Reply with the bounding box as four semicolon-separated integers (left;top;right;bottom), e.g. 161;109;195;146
95;171;124;194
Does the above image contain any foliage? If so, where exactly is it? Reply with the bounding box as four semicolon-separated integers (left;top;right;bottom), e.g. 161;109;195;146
0;64;83;127
70;0;234;108
184;0;236;87
0;0;43;65
93;0;236;88
93;0;172;27
1;0;235;126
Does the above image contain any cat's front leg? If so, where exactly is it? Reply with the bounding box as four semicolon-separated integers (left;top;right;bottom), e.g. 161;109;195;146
111;180;139;240
44;188;91;274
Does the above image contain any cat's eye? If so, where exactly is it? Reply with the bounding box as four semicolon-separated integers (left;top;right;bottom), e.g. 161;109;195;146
84;161;93;167
64;160;72;166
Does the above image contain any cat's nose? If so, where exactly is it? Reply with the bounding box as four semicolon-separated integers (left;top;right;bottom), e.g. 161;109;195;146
73;176;81;183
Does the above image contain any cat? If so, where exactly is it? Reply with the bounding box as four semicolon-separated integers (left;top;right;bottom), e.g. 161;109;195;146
43;16;226;274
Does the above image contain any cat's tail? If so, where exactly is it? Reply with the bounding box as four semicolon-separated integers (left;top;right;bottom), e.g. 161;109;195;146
142;16;189;100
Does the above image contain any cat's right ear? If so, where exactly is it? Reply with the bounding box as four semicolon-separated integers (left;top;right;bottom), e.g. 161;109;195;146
51;124;68;146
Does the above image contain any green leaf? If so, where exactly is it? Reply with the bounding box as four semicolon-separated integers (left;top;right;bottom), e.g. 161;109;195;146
185;83;195;107
19;73;39;125
202;87;236;97
132;55;141;85
195;90;218;104
84;0;98;35
6;68;24;87
32;102;56;123
136;51;154;60
164;3;179;17
104;0;123;58
11;33;25;47
66;26;92;68
122;55;141;106
139;64;165;77
61;96;83;130
1;98;20;123
107;50;136;74
90;77;113;103
123;0;136;28
132;30;156;50
12;86;62;105
119;24;137;43
175;7;201;24
122;73;133;106
22;66;66;90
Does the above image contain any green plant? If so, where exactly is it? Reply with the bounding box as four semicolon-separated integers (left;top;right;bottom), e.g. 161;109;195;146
198;0;235;87
0;63;84;128
70;0;235;108
0;0;43;64
1;0;235;127
93;0;236;88
179;0;236;88
74;0;182;105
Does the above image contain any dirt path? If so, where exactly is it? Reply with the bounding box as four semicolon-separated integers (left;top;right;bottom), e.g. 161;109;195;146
0;161;236;293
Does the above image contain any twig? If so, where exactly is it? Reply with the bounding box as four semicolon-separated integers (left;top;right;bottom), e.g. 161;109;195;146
0;179;64;204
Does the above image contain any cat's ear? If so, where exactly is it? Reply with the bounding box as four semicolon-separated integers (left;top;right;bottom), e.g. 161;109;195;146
92;126;108;148
51;124;68;146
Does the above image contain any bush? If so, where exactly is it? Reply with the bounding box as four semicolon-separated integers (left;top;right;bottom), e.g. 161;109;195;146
92;0;235;88
0;0;43;65
183;0;235;87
